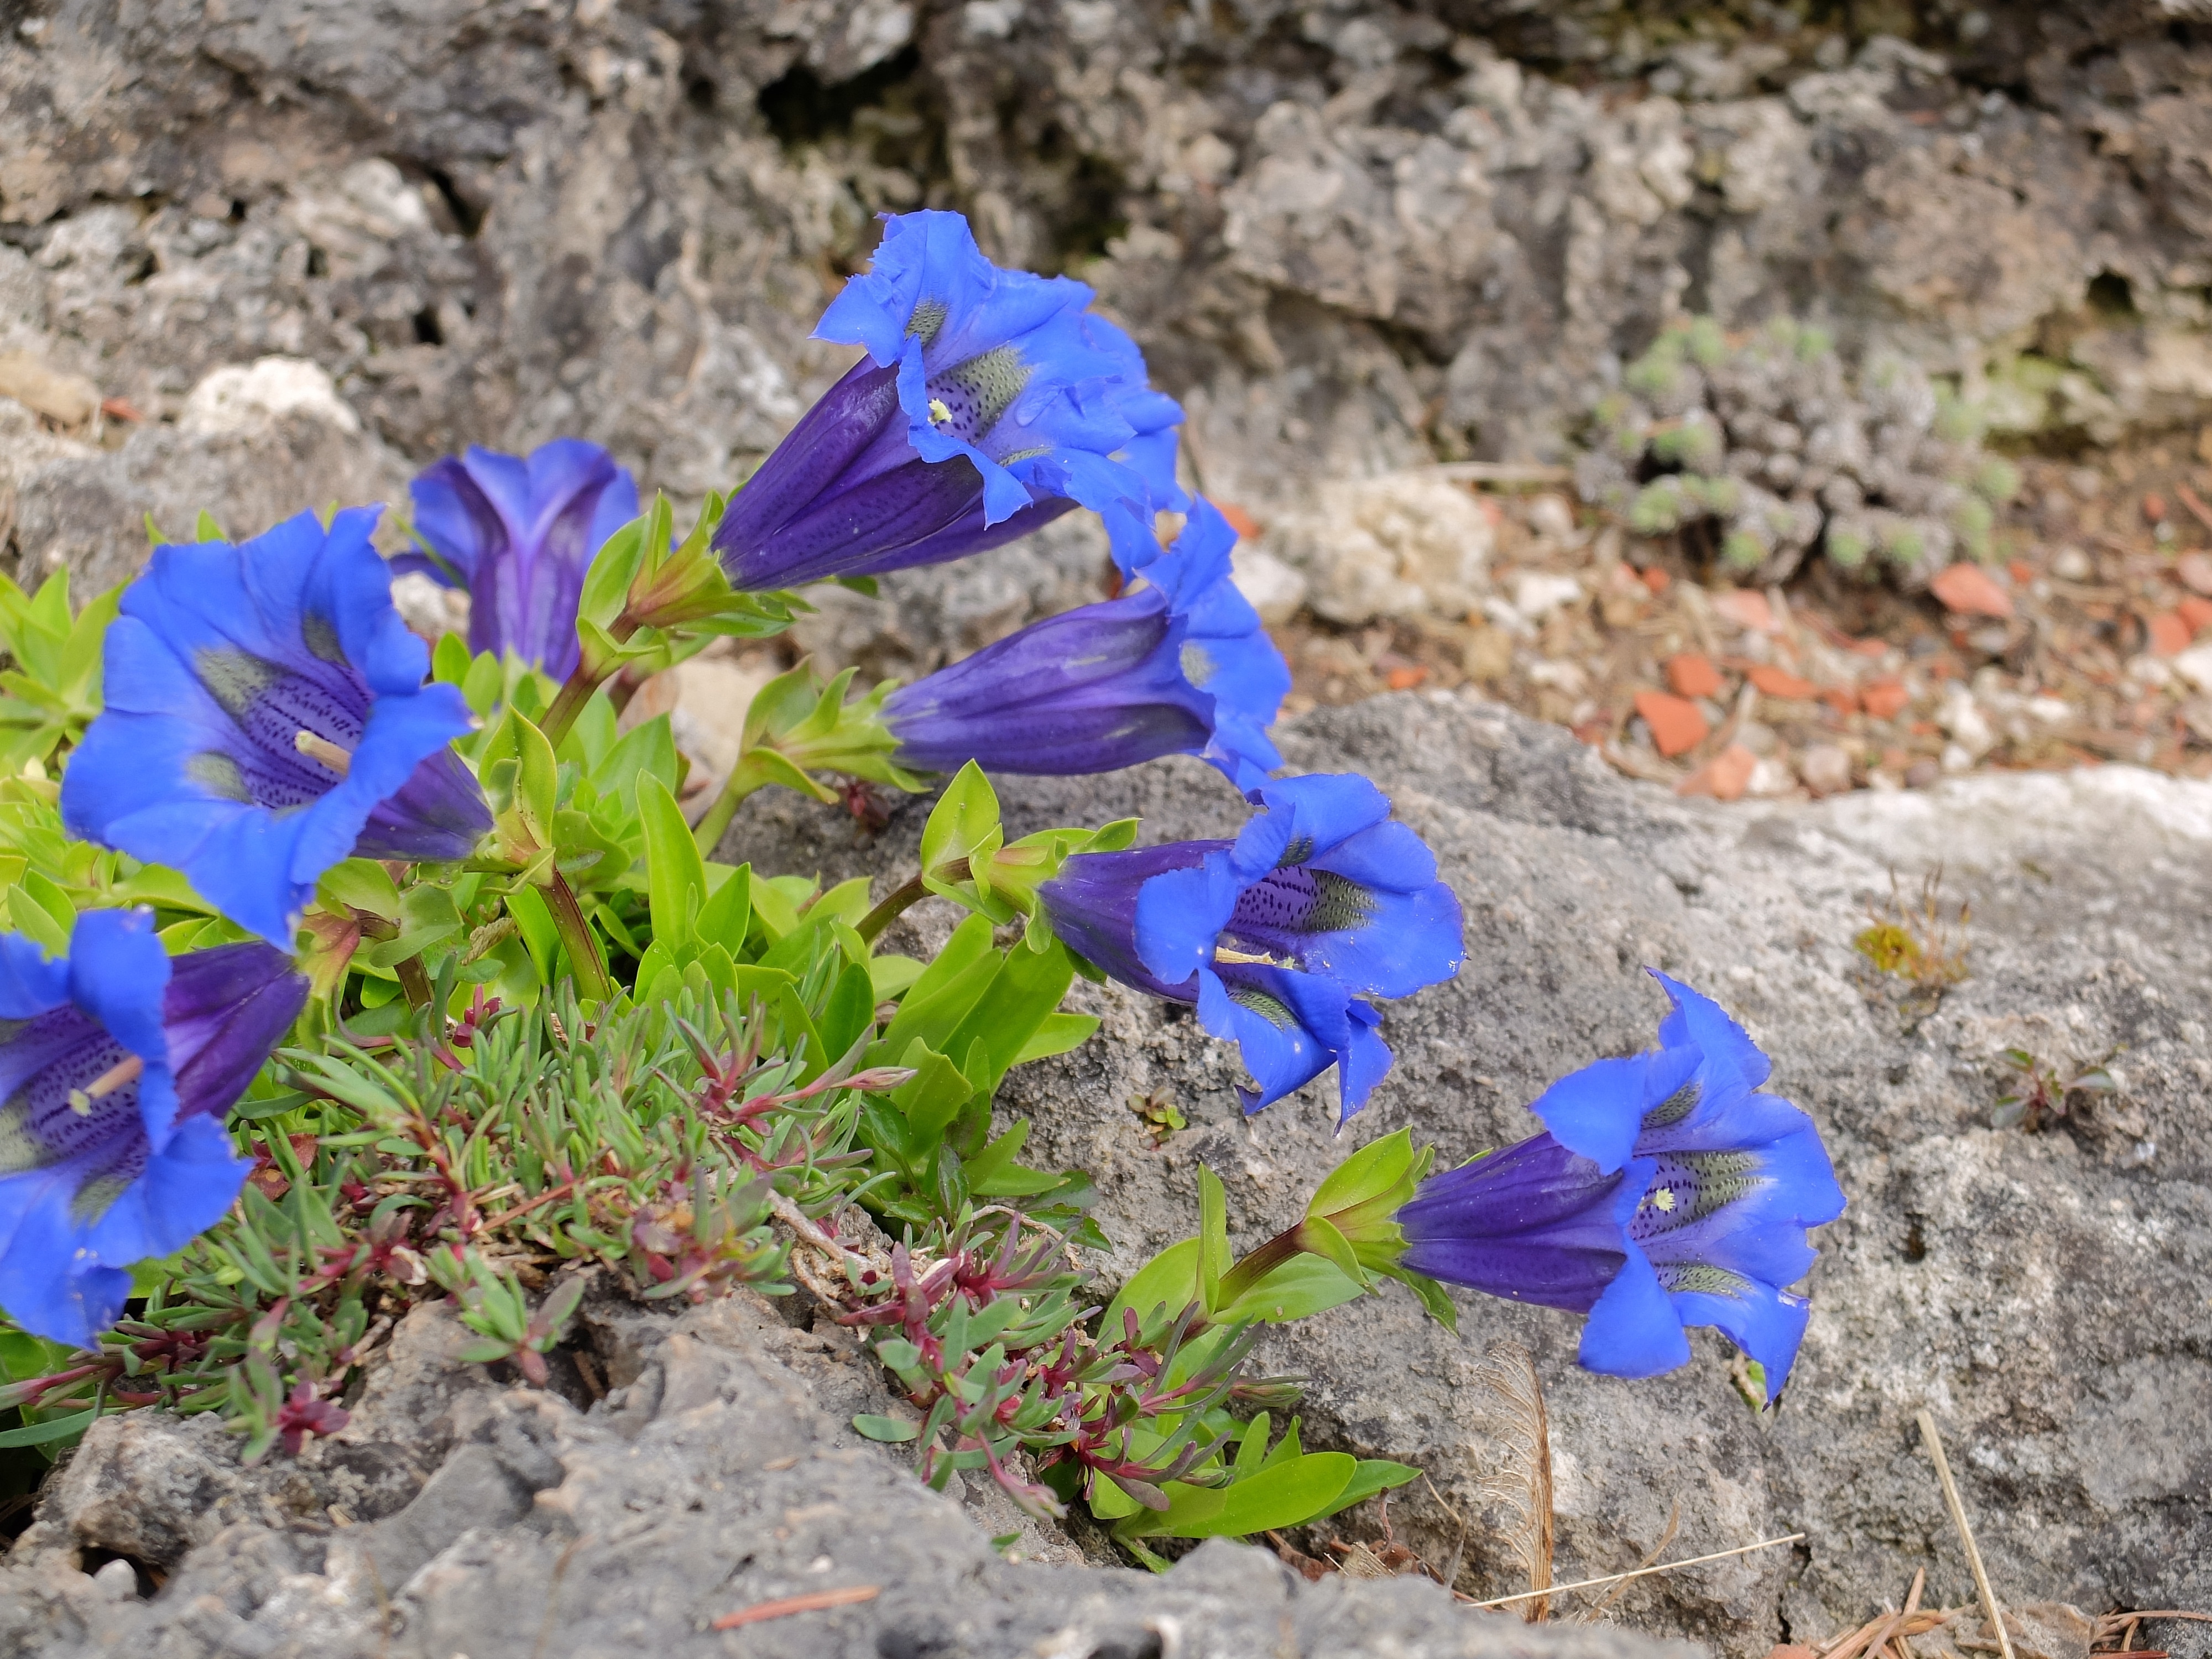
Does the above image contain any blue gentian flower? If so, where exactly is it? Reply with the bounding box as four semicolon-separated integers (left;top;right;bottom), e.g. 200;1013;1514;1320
1037;775;1463;1121
393;439;640;680
62;509;492;947
1397;972;1845;1399
1396;1132;1654;1316
0;910;307;1347
714;210;1186;590
880;500;1287;786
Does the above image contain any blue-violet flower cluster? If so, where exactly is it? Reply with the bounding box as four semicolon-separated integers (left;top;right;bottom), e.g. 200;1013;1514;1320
714;211;1185;590
1039;774;1464;1121
882;500;1288;789
62;508;492;946
395;439;640;680
1394;972;1845;1397
0;910;306;1345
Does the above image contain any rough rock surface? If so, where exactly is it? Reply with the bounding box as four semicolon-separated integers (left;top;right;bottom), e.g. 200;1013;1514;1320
0;1271;1699;1659
9;0;2212;624
717;693;2212;1658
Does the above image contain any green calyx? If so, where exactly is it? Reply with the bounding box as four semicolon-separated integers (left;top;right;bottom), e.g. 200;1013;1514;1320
545;492;799;749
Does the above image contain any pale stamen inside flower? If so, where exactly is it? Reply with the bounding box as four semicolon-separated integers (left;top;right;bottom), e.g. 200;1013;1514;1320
1213;945;1287;967
68;1052;145;1116
294;729;354;777
927;397;954;426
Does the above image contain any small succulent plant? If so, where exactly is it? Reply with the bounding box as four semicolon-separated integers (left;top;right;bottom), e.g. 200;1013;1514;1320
1575;315;2021;586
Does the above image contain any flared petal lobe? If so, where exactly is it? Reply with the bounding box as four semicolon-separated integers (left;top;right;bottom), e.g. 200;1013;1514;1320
0;912;305;1347
714;211;1183;591
1503;972;1845;1399
1041;774;1457;1123
878;499;1286;782
398;439;640;680
62;509;491;946
1133;773;1464;1002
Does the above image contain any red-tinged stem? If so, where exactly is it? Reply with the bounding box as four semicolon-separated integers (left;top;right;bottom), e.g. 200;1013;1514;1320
855;858;971;943
539;614;640;749
540;871;615;1005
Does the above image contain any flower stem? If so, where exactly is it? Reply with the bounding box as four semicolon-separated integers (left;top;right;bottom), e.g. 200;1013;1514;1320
539;614;640;748
855;858;970;943
539;872;614;1005
1210;1221;1308;1312
393;954;434;1010
689;751;777;855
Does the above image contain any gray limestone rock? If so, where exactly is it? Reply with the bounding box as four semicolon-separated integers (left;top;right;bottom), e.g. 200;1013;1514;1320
0;1267;1697;1659
6;0;2212;625
713;693;2212;1658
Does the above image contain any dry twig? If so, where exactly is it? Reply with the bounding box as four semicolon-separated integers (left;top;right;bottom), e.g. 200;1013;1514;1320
1916;1411;2016;1659
1578;1499;1683;1623
712;1585;881;1630
1463;1532;1806;1610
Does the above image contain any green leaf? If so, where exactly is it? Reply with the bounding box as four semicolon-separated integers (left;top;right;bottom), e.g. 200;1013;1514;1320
317;858;403;923
1234;1412;1274;1479
1214;1254;1365;1326
1010;1013;1098;1066
867;954;924;1000
874;914;997;1060
888;1041;974;1152
1197;1166;1229;1314
1101;1238;1200;1342
748;874;812;943
1295;1214;1369;1290
852;1413;919;1443
1132;1453;1357;1541
364;883;462;969
1313;1458;1422;1521
638;774;706;955
577;514;647;629
695;864;752;958
0;1408;97;1448
920;761;1003;886
818;960;875;1063
431;631;472;686
936;937;1073;1098
1308;1128;1416;1222
6;882;69;956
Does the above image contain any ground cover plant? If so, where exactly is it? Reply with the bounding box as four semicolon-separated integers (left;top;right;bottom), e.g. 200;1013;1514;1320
0;212;1844;1565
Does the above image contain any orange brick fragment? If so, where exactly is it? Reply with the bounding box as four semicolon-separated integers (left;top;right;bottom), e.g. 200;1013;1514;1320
1677;744;1757;801
2007;559;2035;586
2180;595;2212;636
1745;664;1818;699
1384;665;1428;691
1665;653;1723;698
1928;562;2014;618
1640;566;1672;594
1860;679;1911;721
1216;502;1262;540
1634;690;1710;758
1711;589;1775;632
2146;611;2191;656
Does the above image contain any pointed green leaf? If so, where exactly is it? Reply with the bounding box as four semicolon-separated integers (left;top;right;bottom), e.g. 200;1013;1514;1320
638;774;706;954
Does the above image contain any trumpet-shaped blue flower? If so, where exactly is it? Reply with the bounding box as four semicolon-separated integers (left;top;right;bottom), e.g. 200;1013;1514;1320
394;439;640;680
1037;775;1462;1121
1134;773;1465;1001
62;509;492;947
1395;972;1845;1399
0;910;307;1346
714;210;1185;591
1396;1133;1653;1316
880;500;1287;786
